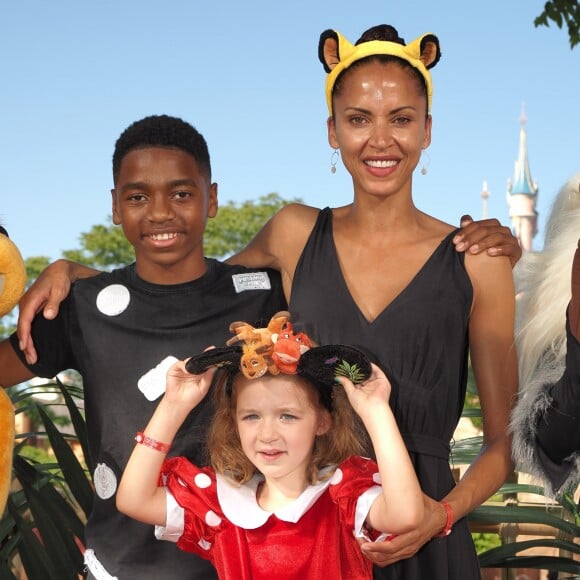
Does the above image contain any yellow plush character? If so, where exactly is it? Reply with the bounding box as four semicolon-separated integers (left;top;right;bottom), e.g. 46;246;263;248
0;225;26;513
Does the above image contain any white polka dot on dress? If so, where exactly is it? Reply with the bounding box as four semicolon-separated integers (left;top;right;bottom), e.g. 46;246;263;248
198;538;212;551
194;473;212;489
373;472;382;484
330;467;343;485
205;510;222;527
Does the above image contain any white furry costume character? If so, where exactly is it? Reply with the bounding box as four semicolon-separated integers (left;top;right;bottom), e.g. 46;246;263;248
511;173;580;496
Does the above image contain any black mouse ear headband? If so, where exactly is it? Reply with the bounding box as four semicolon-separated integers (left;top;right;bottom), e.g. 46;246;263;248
184;335;372;411
318;28;441;115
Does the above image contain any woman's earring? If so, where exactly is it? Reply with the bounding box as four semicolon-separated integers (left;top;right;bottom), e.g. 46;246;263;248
330;149;339;174
420;150;431;175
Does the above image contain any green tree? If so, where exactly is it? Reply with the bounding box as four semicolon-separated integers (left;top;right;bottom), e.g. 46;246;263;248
205;193;301;259
62;219;135;270
25;256;51;283
535;0;580;48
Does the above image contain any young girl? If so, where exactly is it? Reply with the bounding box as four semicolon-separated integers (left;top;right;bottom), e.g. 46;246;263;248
116;321;424;580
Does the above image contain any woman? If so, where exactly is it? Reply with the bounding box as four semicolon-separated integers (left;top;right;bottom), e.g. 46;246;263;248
228;24;518;578
511;173;580;497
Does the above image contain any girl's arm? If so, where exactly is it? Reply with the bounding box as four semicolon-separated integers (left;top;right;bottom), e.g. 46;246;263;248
116;363;216;527
443;251;518;522
338;364;424;534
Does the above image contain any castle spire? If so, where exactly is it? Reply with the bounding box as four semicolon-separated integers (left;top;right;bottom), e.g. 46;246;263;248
507;103;538;252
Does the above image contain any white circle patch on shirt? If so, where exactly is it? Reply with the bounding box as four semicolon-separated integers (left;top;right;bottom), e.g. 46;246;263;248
96;284;131;316
93;462;117;500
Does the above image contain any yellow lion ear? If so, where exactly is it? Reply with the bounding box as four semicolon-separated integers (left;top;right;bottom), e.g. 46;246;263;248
410;33;441;69
319;29;340;72
318;30;355;73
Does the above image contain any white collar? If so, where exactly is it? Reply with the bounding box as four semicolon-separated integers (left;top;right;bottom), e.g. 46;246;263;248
216;468;335;529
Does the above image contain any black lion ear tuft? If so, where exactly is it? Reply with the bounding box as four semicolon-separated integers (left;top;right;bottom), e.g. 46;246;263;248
185;345;242;375
318;29;341;73
297;344;372;388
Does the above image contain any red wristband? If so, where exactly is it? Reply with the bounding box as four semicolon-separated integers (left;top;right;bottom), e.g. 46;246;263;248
437;501;454;537
135;431;171;454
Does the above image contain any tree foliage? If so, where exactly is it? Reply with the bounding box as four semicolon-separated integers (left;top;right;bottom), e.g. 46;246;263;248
205;193;301;259
535;0;580;48
25;256;51;284
62;220;135;270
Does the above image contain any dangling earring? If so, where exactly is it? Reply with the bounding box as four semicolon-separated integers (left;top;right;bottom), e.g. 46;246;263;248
420;150;430;175
330;148;339;174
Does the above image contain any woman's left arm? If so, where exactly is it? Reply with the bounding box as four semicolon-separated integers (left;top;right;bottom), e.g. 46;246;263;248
444;252;518;518
360;252;518;566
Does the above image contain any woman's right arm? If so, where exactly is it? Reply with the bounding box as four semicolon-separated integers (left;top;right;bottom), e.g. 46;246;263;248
17;260;100;364
226;203;319;271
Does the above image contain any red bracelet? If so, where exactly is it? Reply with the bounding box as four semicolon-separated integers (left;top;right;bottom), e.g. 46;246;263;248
437;501;454;537
134;431;171;454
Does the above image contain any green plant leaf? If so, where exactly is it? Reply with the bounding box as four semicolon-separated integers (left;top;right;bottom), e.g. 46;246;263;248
480;553;580;573
469;504;580;536
13;455;86;542
55;377;90;470
5;495;62;580
37;404;93;517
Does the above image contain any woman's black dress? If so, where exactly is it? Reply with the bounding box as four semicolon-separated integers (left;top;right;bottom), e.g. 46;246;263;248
289;208;482;579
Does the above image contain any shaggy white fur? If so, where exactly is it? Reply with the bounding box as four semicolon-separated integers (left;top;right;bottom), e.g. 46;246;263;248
510;172;580;496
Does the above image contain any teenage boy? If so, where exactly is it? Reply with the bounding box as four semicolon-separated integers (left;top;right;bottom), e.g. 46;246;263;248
0;115;287;579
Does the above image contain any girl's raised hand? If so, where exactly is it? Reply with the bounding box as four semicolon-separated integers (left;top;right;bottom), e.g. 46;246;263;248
164;359;216;410
336;362;392;418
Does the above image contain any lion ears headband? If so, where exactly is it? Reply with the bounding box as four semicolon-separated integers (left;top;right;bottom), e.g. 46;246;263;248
318;28;441;115
185;311;372;410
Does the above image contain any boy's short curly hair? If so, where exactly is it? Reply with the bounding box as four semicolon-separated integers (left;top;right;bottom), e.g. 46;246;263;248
112;114;212;183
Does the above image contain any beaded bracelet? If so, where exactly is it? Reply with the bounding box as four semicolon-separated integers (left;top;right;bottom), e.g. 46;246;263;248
436;500;454;537
134;431;171;454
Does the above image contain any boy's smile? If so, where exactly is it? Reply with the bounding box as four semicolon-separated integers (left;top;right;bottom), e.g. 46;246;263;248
111;147;217;285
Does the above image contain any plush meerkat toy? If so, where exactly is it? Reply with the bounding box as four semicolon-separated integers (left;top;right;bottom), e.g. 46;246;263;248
0;225;27;512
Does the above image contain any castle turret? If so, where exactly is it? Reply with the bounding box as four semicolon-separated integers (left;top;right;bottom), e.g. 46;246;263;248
506;104;538;252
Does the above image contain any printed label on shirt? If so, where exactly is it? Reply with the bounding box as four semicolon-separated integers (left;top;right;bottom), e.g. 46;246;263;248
231;272;271;293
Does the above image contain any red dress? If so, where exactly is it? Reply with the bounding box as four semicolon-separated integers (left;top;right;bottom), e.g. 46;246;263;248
157;456;385;580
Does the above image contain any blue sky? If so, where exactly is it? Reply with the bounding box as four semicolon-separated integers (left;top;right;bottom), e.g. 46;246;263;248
1;0;578;261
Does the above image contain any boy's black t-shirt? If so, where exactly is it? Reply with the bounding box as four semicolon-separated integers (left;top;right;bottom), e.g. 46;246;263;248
10;259;287;580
